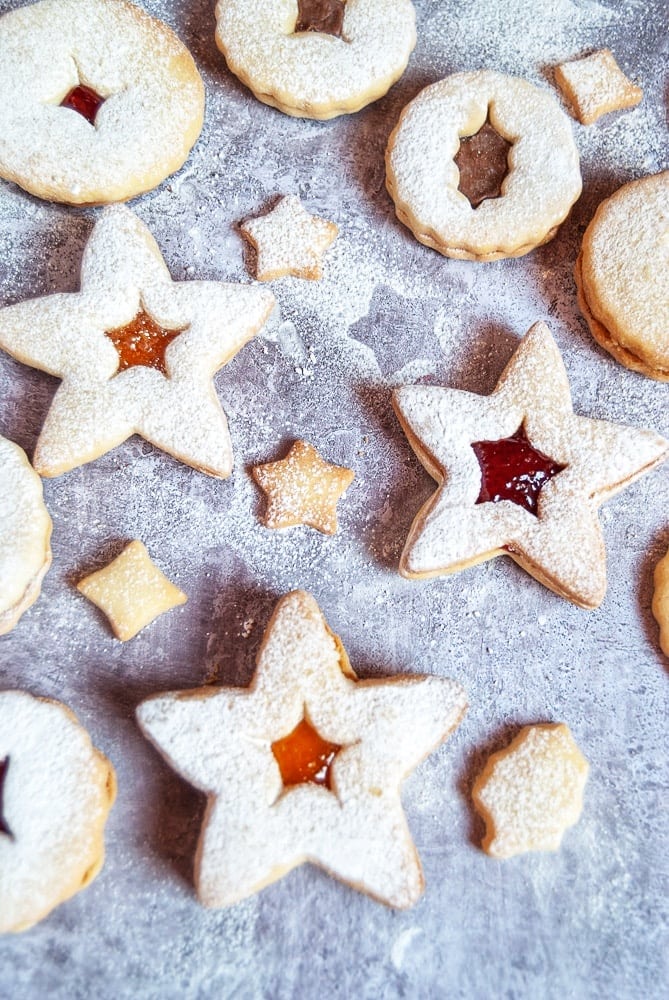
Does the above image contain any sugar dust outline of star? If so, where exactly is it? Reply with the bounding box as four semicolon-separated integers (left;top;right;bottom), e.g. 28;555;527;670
252;439;354;533
241;194;338;281
0;205;276;478
392;321;668;609
137;590;467;909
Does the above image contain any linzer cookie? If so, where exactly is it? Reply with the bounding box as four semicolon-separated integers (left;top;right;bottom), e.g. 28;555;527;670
215;0;416;120
472;724;589;859
0;206;275;478
0;436;52;635
386;71;582;260
392;322;667;609
575;171;669;381
137;590;467;908
0;0;204;204
652;546;669;657
0;691;116;933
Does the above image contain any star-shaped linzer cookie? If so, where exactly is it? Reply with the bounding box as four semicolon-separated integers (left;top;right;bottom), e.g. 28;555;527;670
0;206;275;478
137;590;467;909
393;322;668;609
241;195;338;281
252;440;354;533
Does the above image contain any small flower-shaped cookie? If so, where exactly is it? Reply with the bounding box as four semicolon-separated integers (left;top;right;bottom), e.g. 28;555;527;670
472;723;589;858
137;590;467;908
0;206;275;478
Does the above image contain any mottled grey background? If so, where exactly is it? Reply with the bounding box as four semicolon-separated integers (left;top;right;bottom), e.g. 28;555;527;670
0;1;667;998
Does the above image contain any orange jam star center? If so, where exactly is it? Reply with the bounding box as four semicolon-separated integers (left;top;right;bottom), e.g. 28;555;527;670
295;0;346;37
60;84;106;126
454;115;512;208
105;310;186;377
471;424;567;516
271;717;341;790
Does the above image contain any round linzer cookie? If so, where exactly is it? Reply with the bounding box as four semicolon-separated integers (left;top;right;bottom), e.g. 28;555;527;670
575;171;669;381
386;71;582;261
0;0;205;204
0;436;52;635
215;0;416;120
0;691;116;933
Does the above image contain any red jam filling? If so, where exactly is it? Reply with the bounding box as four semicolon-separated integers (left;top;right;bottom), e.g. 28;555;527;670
0;757;12;839
295;0;346;37
271;717;341;789
105;310;185;377
454;117;512;208
471;425;566;516
61;85;105;126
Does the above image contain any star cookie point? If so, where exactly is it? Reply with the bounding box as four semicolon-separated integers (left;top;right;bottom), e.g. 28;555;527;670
0;206;275;478
393;321;668;608
77;540;187;641
252;440;354;534
472;723;589;858
137;589;467;909
241;196;338;281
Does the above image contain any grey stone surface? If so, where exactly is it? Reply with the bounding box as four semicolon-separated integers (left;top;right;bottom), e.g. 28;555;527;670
0;1;667;998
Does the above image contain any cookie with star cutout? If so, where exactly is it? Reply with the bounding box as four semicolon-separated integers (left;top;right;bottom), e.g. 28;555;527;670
215;0;416;120
137;590;467;909
0;205;275;478
0;436;52;635
386;71;582;260
0;691;116;933
392;321;667;609
0;0;204;205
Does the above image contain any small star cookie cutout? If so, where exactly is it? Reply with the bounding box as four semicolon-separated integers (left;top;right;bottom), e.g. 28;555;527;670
252;440;354;533
393;321;667;609
137;590;467;908
241;195;338;281
77;540;187;641
0;206;275;477
472;723;589;858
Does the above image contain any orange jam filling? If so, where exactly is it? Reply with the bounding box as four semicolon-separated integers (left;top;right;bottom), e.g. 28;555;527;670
271;717;341;789
472;425;566;517
454;116;512;208
105;310;185;377
61;85;105;126
0;757;12;839
295;0;345;37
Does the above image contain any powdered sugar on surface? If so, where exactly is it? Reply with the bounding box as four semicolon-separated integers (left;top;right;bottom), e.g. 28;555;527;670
0;0;667;997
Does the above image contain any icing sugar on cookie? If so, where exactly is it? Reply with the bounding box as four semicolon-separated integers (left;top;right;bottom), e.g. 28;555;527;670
0;691;116;933
386;71;582;260
0;206;276;478
215;0;416;119
137;590;467;908
0;436;52;635
0;0;205;204
241;195;338;281
393;322;667;609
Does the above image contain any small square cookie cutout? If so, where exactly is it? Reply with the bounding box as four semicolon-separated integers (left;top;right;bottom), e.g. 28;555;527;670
554;50;642;125
77;541;187;641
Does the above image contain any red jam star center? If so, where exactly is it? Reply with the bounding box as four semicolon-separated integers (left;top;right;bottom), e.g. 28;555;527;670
472;424;566;516
105;310;186;377
60;84;105;126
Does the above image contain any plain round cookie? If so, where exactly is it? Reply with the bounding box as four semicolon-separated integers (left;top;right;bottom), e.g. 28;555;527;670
385;71;582;260
215;0;416;120
575;171;669;381
0;436;52;635
0;0;205;204
0;692;116;933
